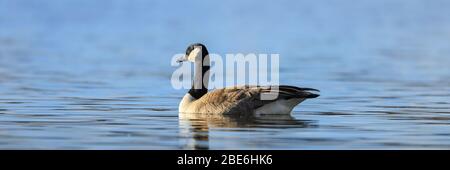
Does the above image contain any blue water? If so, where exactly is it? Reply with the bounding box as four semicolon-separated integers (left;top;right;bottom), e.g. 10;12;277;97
0;0;449;149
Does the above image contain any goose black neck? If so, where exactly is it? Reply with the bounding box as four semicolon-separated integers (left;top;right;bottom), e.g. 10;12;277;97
189;51;210;99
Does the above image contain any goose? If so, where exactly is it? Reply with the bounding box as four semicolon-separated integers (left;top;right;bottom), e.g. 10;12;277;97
176;43;319;115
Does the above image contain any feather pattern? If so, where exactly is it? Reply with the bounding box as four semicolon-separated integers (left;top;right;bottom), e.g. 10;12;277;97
179;85;319;115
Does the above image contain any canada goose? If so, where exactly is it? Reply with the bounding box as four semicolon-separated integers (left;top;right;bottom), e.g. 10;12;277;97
176;43;319;115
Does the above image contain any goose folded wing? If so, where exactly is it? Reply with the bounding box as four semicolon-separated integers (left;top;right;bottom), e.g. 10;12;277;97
195;85;318;114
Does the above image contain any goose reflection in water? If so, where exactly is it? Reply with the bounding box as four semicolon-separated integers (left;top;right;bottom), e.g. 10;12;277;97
178;112;316;150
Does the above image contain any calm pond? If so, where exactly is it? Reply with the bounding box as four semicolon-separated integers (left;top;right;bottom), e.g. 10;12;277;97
0;0;449;149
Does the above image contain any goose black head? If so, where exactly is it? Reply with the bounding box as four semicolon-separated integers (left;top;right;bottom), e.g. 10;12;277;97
177;43;209;63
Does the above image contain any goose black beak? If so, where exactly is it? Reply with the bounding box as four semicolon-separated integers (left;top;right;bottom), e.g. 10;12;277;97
176;55;188;63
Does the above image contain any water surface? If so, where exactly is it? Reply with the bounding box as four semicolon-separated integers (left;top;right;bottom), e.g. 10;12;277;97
0;0;449;149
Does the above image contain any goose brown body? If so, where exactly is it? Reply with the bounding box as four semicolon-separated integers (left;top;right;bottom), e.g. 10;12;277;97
179;85;319;115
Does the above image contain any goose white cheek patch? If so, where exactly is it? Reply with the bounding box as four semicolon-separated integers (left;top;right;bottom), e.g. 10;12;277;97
187;47;202;62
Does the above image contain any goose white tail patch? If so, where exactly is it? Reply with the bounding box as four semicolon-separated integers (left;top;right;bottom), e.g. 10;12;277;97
255;98;305;115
